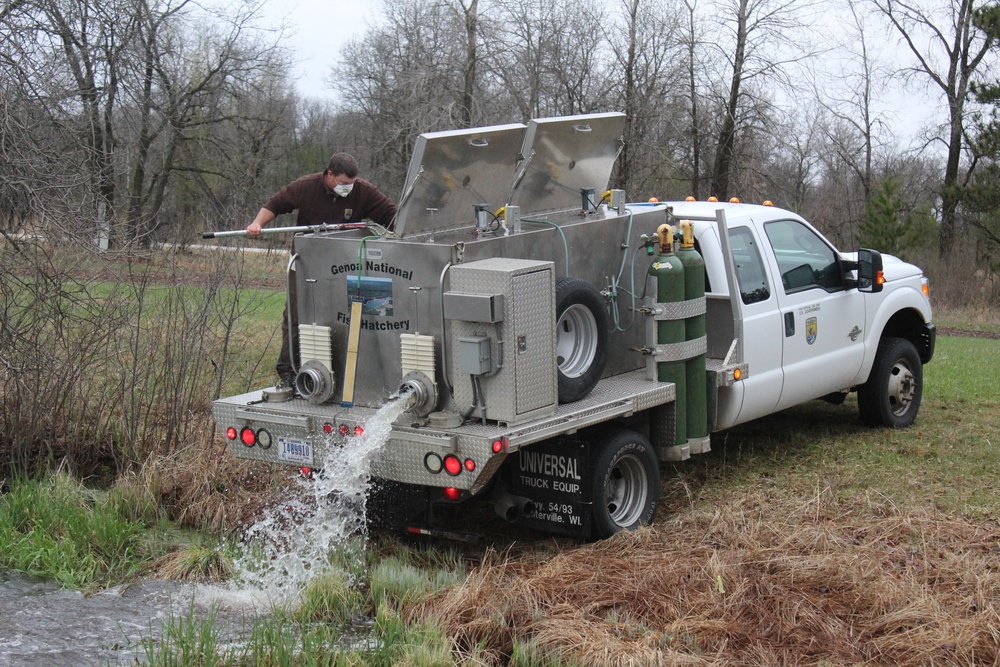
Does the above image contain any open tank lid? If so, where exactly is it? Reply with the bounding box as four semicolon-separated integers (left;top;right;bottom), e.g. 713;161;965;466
393;123;527;237
509;112;626;215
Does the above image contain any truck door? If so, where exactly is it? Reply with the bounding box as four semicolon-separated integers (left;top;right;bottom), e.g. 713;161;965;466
724;222;784;426
759;218;866;410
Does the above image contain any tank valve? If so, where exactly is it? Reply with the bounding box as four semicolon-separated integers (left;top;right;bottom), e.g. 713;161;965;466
295;360;336;405
393;371;438;416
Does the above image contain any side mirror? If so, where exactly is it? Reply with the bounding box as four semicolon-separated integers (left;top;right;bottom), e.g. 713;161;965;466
857;248;883;293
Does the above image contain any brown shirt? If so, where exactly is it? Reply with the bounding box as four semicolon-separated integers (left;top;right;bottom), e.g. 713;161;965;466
263;173;397;230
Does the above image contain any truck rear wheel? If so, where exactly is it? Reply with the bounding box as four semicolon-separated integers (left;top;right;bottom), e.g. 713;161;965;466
555;277;609;403
590;429;660;539
858;336;922;428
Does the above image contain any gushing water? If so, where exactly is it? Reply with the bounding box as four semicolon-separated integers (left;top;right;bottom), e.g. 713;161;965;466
233;394;412;598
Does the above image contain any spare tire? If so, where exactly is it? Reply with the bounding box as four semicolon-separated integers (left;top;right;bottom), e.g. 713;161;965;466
555;277;609;403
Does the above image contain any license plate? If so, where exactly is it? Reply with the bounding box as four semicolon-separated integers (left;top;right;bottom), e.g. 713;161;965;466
278;437;313;465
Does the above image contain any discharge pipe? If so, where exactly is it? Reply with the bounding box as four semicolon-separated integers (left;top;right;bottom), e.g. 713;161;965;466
390;371;438;416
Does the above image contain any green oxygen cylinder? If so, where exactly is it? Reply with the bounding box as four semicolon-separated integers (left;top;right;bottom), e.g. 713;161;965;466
647;223;687;447
676;220;708;451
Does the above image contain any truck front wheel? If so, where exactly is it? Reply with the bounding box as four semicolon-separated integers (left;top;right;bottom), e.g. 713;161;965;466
858;336;923;428
590;429;660;539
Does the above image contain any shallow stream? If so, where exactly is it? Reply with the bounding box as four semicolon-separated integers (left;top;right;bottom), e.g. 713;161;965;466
0;571;264;666
0;395;411;665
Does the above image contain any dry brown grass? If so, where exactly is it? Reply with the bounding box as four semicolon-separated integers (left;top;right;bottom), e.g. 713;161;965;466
133;417;292;536
417;488;1000;666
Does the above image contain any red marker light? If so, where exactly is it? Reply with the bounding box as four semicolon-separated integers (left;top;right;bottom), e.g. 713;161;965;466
226;427;238;440
442;487;461;501
492;440;503;454
464;459;476;472
339;424;350;436
354;425;365;437
323;423;334;434
443;455;462;476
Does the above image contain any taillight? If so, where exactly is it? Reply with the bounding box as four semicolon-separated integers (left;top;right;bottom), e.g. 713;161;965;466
226;427;238;440
240;427;256;447
464;459;476;472
443;455;462;476
354;425;364;437
442;487;461;501
492;439;504;454
339;423;350;436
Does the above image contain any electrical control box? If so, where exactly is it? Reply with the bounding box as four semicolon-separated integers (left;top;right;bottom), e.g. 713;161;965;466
446;258;557;425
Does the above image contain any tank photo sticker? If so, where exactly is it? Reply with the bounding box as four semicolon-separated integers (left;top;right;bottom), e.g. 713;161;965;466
347;275;394;316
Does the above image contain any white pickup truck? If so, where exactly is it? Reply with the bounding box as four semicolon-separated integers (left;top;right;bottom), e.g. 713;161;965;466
209;113;935;540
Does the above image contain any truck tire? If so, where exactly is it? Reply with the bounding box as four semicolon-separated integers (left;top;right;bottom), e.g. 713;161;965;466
590;429;660;539
858;336;923;428
555;277;609;403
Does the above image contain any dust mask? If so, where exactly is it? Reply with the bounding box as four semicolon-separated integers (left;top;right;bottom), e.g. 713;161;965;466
333;183;353;197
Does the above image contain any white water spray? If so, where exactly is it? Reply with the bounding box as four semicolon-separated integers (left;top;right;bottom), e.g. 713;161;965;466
233;393;412;598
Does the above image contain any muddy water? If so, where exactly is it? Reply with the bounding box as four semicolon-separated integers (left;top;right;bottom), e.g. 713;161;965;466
0;570;267;666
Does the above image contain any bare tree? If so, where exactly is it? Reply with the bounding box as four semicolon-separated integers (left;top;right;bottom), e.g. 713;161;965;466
872;0;996;257
458;0;479;127
706;0;817;200
0;0;290;247
484;0;608;119
607;0;685;197
681;0;707;199
331;0;472;188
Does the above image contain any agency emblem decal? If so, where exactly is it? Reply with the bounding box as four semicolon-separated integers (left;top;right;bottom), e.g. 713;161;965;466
805;317;818;345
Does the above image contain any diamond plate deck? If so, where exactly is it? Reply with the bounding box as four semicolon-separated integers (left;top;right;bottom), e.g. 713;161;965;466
212;369;675;491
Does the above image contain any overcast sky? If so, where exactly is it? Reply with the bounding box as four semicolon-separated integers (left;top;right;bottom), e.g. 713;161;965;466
261;0;379;101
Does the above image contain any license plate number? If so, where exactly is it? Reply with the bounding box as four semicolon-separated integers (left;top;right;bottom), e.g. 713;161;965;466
278;437;313;465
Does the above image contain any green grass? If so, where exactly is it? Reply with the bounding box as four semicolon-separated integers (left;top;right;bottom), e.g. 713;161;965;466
668;334;1000;521
0;473;167;588
141;540;466;666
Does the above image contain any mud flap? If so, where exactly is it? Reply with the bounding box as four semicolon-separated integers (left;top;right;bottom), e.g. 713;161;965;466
509;440;592;538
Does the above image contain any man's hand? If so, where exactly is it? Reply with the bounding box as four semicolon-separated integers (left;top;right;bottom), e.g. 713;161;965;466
247;221;263;238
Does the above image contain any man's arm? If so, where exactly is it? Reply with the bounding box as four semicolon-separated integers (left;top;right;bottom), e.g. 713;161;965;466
247;208;276;238
360;182;398;230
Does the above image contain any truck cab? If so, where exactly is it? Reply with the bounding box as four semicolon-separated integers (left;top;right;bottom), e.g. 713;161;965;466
671;201;934;431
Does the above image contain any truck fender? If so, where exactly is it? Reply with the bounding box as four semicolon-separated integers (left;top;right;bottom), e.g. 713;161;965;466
856;284;932;387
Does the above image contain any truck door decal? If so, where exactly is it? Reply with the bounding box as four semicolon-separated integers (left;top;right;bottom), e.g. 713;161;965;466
806;317;818;344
